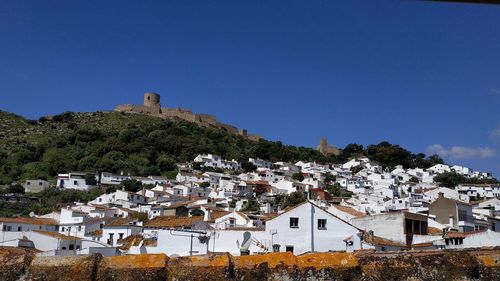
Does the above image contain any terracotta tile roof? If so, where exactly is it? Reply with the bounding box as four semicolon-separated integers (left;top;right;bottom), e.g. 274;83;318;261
165;200;196;209
219;227;265;231
331;205;366;218
117;207;139;214
33;230;81;240
87;229;103;237
145;216;204;228
260;213;279;221
71;217;109;226
207;209;231;222
0;217;58;226
444;232;466;239
106;218;138;227
363;233;405;247
428;227;443;235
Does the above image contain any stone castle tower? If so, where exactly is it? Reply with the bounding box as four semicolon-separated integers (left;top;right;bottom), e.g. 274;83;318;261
143;92;161;114
114;92;262;141
317;138;341;156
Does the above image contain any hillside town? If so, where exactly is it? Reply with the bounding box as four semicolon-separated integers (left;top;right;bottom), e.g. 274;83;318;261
1;154;499;257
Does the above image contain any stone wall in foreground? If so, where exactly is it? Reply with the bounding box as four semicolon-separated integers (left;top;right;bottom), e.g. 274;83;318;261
2;247;500;281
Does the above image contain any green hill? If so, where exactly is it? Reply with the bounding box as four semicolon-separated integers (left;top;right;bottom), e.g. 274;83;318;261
0;109;450;185
0;110;331;184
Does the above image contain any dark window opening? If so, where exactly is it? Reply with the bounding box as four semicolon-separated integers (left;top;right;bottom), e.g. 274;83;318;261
318;219;327;230
289;217;299;228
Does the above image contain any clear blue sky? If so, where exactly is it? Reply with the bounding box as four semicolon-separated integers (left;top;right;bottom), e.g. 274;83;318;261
1;1;499;176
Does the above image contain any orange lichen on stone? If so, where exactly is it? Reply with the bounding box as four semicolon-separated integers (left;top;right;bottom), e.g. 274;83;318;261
297;252;358;269
233;252;297;269
102;254;168;269
476;255;500;267
185;254;230;267
28;254;99;281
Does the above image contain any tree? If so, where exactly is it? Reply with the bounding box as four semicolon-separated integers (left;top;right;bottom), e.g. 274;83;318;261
241;199;260;212
326;184;341;197
350;165;363;174
85;174;98;186
276;192;306;209
199;182;210;188
323;173;336;184
229;200;237;208
121;179;143;192
292;173;304;182
434;172;466;188
241;161;257;173
409;176;419;183
7;184;25;194
192;162;203;171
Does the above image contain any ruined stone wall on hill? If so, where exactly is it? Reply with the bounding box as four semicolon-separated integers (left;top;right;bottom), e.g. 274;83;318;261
161;107;197;123
114;104;162;115
2;247;500;281
115;104;261;141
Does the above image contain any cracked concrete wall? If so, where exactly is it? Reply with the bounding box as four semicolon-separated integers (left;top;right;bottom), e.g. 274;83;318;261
1;247;499;281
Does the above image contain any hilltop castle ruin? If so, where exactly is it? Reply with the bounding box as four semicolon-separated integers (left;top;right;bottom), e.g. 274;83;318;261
115;93;261;141
317;138;341;156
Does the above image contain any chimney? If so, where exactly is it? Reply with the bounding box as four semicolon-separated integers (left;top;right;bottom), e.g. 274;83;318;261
449;216;454;227
203;207;211;221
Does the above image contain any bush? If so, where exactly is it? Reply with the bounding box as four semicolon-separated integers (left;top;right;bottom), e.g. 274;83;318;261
275;192;306;209
241;199;260;212
292;173;304;182
121;179;143;192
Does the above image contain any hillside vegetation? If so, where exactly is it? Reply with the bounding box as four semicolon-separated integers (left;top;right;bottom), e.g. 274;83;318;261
0;109;444;185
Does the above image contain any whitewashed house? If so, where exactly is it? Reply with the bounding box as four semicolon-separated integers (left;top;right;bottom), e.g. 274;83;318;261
90;190;147;207
249;158;273;169
265;201;364;254
102;218;143;246
428;164;451;175
22;180;50;193
57;172;96;191
213;211;252;229
100;172;129;185
194;154;241;170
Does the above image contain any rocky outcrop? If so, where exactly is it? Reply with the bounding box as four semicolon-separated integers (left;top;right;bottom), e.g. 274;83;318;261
1;247;499;281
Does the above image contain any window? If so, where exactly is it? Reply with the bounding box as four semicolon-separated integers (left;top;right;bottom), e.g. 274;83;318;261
118;233;124;240
17;226;22;231
318;219;327;230
7;226;11;231
272;244;281;252
492;222;496;231
69;244;74;250
289;217;299;228
74;180;78;185
285;245;294;253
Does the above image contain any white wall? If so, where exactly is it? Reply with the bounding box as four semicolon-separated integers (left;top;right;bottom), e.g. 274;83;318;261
266;202;362;255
